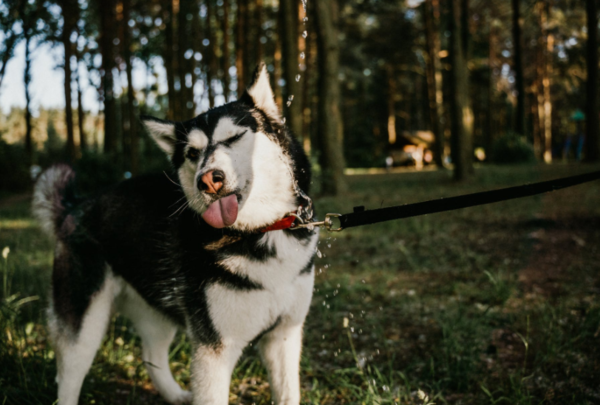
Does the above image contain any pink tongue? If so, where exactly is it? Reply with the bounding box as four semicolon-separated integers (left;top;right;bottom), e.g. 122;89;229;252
202;194;239;228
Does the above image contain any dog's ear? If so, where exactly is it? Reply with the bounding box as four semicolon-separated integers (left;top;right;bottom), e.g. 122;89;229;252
141;115;177;156
240;63;281;123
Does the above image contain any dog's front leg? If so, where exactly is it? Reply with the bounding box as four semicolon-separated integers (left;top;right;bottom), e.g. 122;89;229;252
258;322;304;405
190;342;243;405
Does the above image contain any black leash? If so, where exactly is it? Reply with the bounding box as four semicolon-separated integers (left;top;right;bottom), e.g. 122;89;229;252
292;170;600;232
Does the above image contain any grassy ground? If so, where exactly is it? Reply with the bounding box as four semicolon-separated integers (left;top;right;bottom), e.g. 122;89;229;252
1;163;600;405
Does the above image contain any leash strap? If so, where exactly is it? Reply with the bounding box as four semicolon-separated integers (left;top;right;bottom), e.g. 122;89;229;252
335;170;600;230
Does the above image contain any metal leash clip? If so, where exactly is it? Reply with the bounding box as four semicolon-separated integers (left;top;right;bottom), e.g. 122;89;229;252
289;213;343;232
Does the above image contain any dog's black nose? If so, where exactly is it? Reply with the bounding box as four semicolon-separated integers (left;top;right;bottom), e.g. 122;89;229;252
198;170;226;194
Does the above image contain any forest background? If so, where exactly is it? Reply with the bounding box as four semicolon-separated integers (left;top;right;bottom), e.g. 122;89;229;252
2;1;600;404
1;0;600;194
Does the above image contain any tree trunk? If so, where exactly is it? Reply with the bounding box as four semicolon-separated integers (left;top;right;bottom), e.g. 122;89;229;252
62;8;76;162
385;64;397;145
222;0;231;102
448;0;472;180
206;0;216;107
586;0;599;161
100;0;117;153
178;0;194;116
76;54;87;152
423;0;444;167
24;33;33;164
280;0;302;139
486;9;495;156
122;0;138;174
512;0;526;136
236;0;247;95
300;1;313;153
273;3;283;108
537;2;553;163
255;0;264;63
315;0;347;195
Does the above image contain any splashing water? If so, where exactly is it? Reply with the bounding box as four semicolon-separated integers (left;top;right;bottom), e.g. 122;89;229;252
295;74;301;82
302;30;308;38
316;248;322;258
300;51;306;59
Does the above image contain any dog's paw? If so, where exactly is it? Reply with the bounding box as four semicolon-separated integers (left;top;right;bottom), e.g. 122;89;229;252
169;390;193;404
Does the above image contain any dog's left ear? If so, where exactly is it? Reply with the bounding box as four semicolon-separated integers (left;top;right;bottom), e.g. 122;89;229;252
240;63;281;123
141;115;177;157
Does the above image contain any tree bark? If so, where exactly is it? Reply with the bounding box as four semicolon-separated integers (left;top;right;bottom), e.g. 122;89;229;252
206;0;216;107
222;0;231;102
586;0;599;161
385;64;397;145
235;0;247;95
512;0;526;136
273;2;283;108
423;0;444;167
255;0;264;64
76;51;87;152
123;0;138;174
315;0;347;195
448;0;472;180
280;0;302;139
24;33;33;164
537;2;553;163
100;0;117;153
300;1;313;153
486;9;495;156
62;3;76;162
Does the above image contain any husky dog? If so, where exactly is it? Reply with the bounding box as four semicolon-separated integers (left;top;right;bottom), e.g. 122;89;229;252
33;65;318;405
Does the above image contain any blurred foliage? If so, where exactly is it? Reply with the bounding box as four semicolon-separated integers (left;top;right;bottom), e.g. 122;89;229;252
0;0;597;173
0;140;31;192
490;133;536;164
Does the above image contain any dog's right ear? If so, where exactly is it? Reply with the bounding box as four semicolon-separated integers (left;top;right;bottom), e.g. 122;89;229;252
141;115;177;157
239;63;281;124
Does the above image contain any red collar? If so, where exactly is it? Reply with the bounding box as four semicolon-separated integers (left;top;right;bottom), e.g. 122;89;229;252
260;215;298;233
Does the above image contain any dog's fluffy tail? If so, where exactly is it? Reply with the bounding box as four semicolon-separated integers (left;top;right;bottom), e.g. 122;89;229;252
32;164;76;238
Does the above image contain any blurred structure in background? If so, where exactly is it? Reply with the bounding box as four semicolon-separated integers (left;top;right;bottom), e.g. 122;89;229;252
1;0;599;194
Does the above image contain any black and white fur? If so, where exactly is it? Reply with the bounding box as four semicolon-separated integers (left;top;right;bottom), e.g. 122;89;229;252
33;64;318;405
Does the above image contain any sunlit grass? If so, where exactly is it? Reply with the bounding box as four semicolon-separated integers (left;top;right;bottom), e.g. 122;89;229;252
1;163;600;404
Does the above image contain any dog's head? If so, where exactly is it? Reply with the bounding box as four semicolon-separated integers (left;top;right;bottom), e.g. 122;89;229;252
142;64;310;232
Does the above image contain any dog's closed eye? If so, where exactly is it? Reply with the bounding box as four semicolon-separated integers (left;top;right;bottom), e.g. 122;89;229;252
221;131;247;148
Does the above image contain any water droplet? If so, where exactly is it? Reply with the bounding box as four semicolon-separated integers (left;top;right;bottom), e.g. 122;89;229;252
295;74;301;82
327;244;331;248
350;327;354;332
288;95;294;102
303;17;308;23
300;52;306;59
302;30;308;38
361;279;366;283
282;117;286;123
316;249;322;258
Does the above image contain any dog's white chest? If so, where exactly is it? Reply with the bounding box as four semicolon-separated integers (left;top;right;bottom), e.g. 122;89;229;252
207;230;318;343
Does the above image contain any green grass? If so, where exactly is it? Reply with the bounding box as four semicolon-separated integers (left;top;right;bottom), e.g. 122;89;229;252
2;163;600;404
